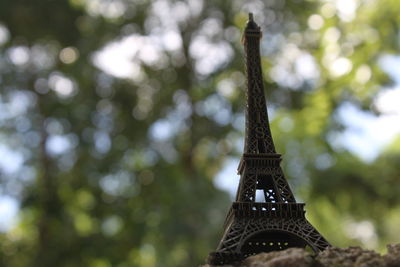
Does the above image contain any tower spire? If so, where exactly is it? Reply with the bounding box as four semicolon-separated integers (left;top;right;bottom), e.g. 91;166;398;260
207;14;330;265
243;13;275;154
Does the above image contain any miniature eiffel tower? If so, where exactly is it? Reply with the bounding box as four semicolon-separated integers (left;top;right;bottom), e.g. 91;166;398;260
207;14;330;265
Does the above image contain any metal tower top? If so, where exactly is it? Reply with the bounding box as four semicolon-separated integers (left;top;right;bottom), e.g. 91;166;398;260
242;13;275;154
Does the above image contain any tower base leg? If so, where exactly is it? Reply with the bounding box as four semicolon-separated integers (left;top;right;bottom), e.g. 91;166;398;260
207;204;330;265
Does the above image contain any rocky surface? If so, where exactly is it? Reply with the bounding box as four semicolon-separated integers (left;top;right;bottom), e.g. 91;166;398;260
201;244;400;267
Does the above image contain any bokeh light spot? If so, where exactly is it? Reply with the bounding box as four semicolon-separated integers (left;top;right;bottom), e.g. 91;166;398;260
59;47;79;64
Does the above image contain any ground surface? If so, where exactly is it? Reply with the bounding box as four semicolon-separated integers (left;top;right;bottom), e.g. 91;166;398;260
202;244;400;267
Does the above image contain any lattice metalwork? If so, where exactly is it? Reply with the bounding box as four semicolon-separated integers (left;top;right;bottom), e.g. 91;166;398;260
207;13;330;265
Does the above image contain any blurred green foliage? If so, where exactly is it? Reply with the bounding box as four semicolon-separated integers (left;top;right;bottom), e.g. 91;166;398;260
0;0;400;266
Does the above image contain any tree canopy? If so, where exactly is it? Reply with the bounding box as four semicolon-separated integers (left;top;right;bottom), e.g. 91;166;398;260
0;0;400;266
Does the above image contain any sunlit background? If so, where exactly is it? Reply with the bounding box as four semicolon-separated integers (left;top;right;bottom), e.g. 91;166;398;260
1;0;400;266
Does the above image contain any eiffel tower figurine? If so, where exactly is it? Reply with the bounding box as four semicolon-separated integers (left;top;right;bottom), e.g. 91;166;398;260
207;13;330;265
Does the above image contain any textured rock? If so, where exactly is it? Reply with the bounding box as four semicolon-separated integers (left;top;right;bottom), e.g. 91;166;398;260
201;244;400;267
383;244;400;267
242;248;314;267
315;246;385;267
